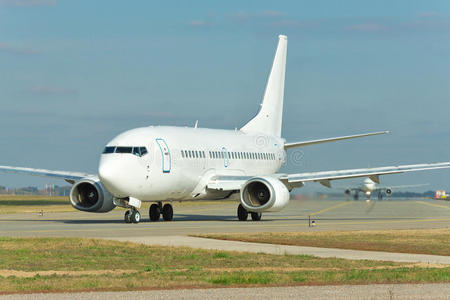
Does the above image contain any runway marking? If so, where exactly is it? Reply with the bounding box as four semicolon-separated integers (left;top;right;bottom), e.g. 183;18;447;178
307;202;352;217
415;201;450;210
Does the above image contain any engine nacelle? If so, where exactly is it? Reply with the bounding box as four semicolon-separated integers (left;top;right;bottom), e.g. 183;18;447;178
345;189;351;195
240;176;290;213
385;188;392;195
69;179;115;213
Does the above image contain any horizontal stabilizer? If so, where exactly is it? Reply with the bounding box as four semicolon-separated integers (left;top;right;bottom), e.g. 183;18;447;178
284;131;389;149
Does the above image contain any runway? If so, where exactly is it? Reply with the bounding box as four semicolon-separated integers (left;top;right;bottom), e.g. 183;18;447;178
0;198;449;238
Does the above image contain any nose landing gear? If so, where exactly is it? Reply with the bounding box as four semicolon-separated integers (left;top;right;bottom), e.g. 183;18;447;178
124;209;141;224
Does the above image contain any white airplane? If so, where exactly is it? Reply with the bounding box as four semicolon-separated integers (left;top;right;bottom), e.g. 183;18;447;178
343;178;429;200
1;35;450;224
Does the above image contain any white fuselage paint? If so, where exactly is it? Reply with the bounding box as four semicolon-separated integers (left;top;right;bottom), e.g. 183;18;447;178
98;126;285;202
361;178;376;194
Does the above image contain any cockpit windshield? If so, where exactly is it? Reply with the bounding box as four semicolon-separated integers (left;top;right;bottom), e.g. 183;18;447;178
115;147;132;154
102;146;148;157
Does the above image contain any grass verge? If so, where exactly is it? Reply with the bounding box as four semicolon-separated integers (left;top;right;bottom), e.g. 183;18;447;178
0;237;448;293
195;229;450;256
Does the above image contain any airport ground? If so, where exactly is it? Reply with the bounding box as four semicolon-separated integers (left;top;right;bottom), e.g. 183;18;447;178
0;196;449;298
0;196;449;237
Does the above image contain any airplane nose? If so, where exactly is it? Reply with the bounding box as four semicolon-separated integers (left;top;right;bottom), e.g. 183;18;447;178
98;157;129;197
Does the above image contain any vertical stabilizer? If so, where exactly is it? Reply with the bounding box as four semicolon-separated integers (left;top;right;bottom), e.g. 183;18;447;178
241;35;287;137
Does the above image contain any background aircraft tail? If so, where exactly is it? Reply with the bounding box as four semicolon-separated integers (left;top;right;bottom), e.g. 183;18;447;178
241;35;287;137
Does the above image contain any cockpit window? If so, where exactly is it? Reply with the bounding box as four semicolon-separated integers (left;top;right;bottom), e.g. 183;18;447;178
102;146;148;157
132;147;141;156
139;147;148;156
103;146;116;154
115;147;132;154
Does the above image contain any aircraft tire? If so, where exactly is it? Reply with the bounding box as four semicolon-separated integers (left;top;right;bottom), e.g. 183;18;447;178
124;210;132;223
237;204;248;221
251;212;262;221
131;210;141;223
149;204;160;221
162;204;173;221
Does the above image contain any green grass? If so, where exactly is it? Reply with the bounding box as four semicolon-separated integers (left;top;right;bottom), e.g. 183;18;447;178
196;229;450;256
0;237;448;293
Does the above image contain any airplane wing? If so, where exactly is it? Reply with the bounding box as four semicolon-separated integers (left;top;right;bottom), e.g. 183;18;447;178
283;162;450;188
284;131;388;149
208;162;450;191
0;165;95;184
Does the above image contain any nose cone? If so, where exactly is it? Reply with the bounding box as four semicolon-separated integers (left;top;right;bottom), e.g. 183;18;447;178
98;155;136;198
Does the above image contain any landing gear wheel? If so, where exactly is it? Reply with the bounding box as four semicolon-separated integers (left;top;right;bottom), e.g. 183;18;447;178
237;204;248;221
124;210;132;223
162;204;173;221
131;210;141;223
149;204;161;221
251;212;262;221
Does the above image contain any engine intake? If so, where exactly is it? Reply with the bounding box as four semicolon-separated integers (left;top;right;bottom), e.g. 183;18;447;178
70;179;115;213
240;176;290;212
385;188;392;195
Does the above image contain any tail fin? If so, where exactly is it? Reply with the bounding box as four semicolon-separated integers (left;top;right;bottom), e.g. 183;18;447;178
241;35;287;137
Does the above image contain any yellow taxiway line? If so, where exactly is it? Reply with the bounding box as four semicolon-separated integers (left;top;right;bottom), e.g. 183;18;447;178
415;201;450;210
308;201;352;217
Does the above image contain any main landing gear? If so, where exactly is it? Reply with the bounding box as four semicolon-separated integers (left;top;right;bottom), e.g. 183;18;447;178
150;202;173;221
237;204;262;221
124;201;174;224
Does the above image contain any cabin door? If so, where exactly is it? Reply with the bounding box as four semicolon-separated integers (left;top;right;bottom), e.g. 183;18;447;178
156;138;171;173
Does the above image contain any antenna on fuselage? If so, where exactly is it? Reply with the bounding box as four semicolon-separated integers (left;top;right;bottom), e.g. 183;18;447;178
194;120;198;128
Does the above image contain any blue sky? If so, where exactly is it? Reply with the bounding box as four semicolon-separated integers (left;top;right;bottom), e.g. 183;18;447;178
0;0;449;192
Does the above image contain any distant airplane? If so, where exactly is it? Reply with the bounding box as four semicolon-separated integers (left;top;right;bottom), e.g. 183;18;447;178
1;35;450;223
342;178;428;200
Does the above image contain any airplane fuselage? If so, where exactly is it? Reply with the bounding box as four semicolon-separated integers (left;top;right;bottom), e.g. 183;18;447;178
98;126;285;202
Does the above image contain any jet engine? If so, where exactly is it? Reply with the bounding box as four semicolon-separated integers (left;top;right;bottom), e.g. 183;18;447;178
240;176;290;213
385;188;392;196
69;179;115;213
345;189;351;195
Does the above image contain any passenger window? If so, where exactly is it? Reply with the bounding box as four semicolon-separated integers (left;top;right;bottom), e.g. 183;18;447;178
181;150;185;158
